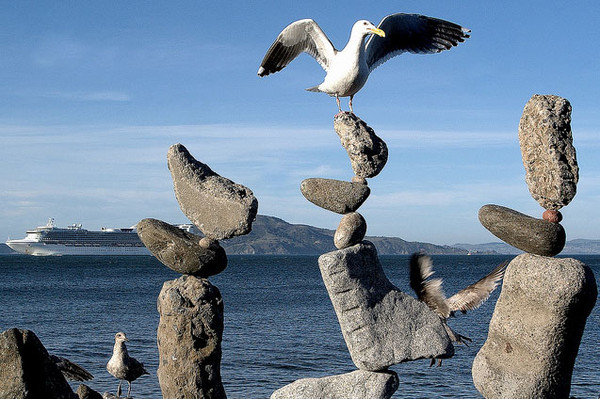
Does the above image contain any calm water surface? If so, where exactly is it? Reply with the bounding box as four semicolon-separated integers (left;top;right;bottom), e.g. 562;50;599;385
0;254;598;398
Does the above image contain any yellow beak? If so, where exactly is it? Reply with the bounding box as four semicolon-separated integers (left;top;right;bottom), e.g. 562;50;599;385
369;28;385;38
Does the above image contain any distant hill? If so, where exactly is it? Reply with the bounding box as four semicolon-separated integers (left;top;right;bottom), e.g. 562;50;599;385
222;215;467;255
454;239;600;255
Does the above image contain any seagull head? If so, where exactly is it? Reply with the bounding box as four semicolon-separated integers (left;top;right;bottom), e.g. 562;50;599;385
114;332;129;343
353;20;385;38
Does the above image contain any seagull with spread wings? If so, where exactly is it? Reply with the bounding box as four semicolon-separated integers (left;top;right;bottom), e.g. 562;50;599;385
409;253;506;366
258;13;470;113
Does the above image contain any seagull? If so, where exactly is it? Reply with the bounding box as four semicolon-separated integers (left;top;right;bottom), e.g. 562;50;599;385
258;13;470;113
106;332;149;398
50;354;94;381
409;253;506;366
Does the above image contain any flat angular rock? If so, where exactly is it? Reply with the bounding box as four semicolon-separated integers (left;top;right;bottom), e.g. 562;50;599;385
478;204;565;256
334;113;388;178
0;328;77;399
157;276;227;399
137;218;227;277
319;242;453;371
334;212;367;249
168;143;258;240
472;254;597;399
301;178;370;214
270;370;399;399
519;94;578;210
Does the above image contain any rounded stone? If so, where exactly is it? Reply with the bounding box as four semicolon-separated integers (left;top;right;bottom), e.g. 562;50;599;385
334;113;388;178
334;212;367;249
542;209;563;223
352;175;368;185
301;178;370;214
519;94;578;210
478;205;565;256
137;218;227;277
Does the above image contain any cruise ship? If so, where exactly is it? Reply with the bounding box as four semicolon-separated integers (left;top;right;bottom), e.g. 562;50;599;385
6;218;152;256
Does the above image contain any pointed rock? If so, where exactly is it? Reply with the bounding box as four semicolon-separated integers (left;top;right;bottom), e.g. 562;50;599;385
472;254;597;399
301;178;370;214
319;242;453;371
478;204;565;256
167;143;258;240
519;94;578;210
334;113;388;178
270;370;399;399
137;218;227;277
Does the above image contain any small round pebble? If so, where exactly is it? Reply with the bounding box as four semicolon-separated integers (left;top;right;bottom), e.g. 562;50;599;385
542;209;563;223
334;212;367;249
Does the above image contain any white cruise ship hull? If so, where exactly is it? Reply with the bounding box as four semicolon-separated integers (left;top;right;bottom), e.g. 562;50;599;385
6;241;151;256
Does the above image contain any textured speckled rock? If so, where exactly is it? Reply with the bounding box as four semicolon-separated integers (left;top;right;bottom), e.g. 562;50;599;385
519;94;578;210
168;143;258;240
137;218;227;277
301;178;370;214
157;276;226;399
319;242;453;371
478;204;565;256
333;113;388;178
270;370;399;399
472;254;597;399
334;212;367;249
76;384;102;399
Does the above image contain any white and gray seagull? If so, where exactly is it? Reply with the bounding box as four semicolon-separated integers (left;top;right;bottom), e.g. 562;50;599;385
409;253;506;366
258;13;470;113
106;332;149;398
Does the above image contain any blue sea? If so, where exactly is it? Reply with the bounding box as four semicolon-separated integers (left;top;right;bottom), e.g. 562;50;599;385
0;254;598;398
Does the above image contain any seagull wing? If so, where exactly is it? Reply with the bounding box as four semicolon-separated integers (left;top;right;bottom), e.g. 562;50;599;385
366;13;471;71
409;253;450;318
447;261;507;313
258;19;337;77
50;354;94;381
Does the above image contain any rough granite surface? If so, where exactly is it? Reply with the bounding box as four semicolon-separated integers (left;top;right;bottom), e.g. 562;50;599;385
167;143;258;240
319;241;453;371
472;254;597;399
157;276;227;399
270;370;399;399
301;178;370;214
519;94;578;210
334;212;367;249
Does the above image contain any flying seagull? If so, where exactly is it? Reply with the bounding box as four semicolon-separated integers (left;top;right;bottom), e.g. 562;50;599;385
106;332;149;398
258;13;470;113
409;253;506;366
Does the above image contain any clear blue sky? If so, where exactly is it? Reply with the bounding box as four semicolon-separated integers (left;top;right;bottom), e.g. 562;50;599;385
1;1;599;245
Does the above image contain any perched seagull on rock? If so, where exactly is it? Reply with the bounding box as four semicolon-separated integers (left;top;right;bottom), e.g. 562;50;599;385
409;253;506;366
258;13;470;113
50;354;93;381
106;332;149;398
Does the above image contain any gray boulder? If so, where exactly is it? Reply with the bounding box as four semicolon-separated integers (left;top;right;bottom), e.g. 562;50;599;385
334;113;388;178
519;94;578;210
472;254;597;399
167;143;258;240
319;242;453;371
270;370;399;399
300;178;370;214
137;218;227;277
76;385;102;399
478;204;565;256
334;212;367;249
157;276;227;399
0;328;77;399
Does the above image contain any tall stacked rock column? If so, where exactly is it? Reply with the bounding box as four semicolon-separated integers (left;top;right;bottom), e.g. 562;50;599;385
272;113;454;399
137;143;258;399
473;95;597;398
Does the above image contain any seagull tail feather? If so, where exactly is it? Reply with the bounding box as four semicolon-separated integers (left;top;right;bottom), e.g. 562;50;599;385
305;85;322;92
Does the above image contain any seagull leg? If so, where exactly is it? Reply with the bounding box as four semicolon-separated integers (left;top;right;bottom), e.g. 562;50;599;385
117;380;122;397
127;381;132;398
335;95;342;113
349;95;354;114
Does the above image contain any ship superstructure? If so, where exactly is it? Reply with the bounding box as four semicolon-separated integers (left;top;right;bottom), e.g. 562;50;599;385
6;218;152;256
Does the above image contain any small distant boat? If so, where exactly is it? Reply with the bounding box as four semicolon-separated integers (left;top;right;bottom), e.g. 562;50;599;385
5;218;194;256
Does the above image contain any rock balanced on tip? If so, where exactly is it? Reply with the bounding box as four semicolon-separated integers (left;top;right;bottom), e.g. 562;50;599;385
138;143;258;399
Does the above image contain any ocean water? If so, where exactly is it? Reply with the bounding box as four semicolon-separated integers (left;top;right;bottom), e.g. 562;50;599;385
0;254;598;398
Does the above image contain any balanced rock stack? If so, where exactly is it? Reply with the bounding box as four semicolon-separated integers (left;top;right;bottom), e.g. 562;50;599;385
137;143;258;399
472;95;598;398
272;113;454;399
